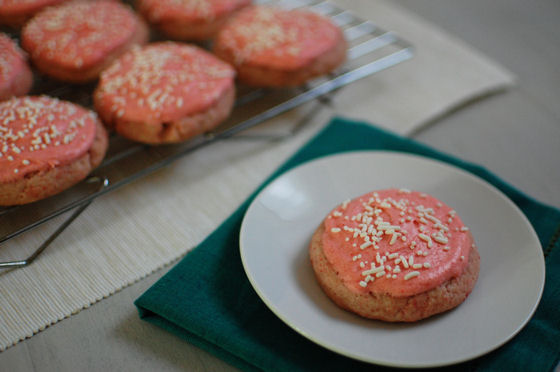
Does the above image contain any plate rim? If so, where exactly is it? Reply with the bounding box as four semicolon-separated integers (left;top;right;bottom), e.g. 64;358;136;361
239;150;545;368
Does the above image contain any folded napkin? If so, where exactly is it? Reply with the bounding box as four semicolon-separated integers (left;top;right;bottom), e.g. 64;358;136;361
135;117;560;372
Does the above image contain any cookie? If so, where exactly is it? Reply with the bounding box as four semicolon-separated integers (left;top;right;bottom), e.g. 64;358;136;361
213;5;347;87
309;189;480;322
0;96;108;205
21;0;148;83
137;0;251;41
0;33;33;101
0;0;67;28
93;42;235;144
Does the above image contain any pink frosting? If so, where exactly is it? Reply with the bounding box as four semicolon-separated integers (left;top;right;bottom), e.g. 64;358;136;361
94;42;235;125
322;189;473;297
22;1;139;70
0;33;29;99
215;5;343;69
0;96;97;183
140;0;251;22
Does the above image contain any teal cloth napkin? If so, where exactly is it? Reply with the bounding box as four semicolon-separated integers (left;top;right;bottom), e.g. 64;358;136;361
135;117;560;371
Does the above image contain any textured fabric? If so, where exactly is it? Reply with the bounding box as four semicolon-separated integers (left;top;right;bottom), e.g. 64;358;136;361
136;118;560;372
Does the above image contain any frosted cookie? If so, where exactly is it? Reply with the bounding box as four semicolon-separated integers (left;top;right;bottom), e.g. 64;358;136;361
137;0;252;41
21;0;148;83
93;42;235;144
309;189;480;322
0;0;67;28
0;33;33;101
213;5;346;87
0;96;108;206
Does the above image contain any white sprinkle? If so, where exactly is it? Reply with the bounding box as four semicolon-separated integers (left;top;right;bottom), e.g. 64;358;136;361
408;255;414;266
401;256;409;268
360;241;372;249
388;253;399;259
359;281;367;288
22;159;30;165
404;271;420;280
331;227;341;233
432;233;449;244
362;265;385;276
423;262;431;268
460;227;470;232
418;233;433;248
376;271;386;278
412;263;423;269
461;255;465;260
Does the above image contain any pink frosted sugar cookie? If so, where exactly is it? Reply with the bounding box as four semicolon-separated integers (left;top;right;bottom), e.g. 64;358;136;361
137;0;252;41
21;0;148;83
93;42;235;144
0;96;108;206
310;188;480;322
213;5;347;87
0;33;33;101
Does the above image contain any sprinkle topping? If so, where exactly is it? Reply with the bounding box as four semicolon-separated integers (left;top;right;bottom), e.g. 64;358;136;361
94;42;235;125
322;189;473;297
139;0;250;22
21;1;140;70
0;96;97;182
214;5;343;69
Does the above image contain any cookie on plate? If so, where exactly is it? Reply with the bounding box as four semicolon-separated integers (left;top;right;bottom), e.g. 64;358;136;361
0;96;108;206
137;0;252;41
21;0;148;83
213;5;347;87
93;42;235;144
0;0;67;28
309;188;480;322
0;33;33;101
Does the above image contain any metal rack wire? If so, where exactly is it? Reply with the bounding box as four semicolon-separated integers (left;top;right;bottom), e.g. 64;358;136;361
0;0;413;268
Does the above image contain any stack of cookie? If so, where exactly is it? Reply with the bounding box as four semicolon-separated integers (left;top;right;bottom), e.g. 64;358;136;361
0;0;347;206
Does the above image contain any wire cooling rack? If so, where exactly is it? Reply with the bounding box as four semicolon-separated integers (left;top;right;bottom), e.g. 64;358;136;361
0;0;413;268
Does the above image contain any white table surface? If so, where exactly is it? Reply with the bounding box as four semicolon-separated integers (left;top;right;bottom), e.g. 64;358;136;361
2;0;559;371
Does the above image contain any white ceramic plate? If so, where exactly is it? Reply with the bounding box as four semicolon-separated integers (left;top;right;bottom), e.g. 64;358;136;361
239;151;545;368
